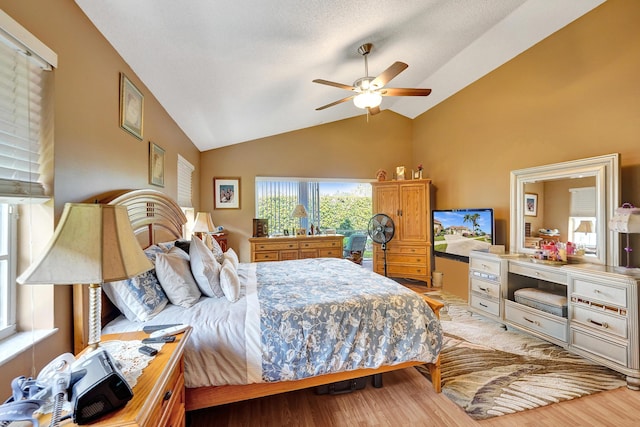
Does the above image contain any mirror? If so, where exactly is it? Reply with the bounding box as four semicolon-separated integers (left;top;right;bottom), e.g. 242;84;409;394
510;153;620;266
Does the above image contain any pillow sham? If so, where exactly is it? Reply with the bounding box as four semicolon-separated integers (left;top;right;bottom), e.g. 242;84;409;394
189;235;224;298
204;233;225;264
155;252;201;308
102;244;168;322
224;248;239;269
219;259;240;302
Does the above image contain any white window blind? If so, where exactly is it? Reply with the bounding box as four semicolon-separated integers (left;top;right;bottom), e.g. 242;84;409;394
177;155;194;207
0;10;56;200
569;187;596;217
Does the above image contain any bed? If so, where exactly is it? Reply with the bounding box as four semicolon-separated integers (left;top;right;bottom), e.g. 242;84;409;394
72;189;444;411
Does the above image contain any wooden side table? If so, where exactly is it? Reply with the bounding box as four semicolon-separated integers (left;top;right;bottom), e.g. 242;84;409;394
38;329;190;427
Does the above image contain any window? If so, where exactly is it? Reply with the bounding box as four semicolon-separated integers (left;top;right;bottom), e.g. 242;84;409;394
177;155;195;236
568;187;596;252
0;10;56;342
255;177;372;238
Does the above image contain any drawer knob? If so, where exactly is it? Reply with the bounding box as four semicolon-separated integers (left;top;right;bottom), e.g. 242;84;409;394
164;390;173;401
479;302;488;308
523;316;541;327
587;318;609;329
479;286;489;293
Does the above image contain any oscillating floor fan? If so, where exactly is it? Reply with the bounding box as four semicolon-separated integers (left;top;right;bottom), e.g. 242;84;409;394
367;213;395;276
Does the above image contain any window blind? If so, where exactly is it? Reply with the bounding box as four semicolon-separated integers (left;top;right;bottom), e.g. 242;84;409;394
0;15;54;200
569;187;596;217
177;155;195;207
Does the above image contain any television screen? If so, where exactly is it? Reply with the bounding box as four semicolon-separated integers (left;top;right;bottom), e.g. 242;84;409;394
432;208;495;262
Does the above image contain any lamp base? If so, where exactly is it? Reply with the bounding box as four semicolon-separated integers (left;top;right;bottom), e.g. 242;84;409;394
88;283;102;349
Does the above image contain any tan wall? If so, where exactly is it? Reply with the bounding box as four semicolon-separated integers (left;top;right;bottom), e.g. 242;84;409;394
200;112;413;260
414;0;640;298
0;0;200;388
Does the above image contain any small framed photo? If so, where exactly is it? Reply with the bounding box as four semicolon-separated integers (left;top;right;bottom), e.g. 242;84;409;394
524;193;538;217
149;142;165;187
396;166;405;180
120;73;144;140
214;177;241;209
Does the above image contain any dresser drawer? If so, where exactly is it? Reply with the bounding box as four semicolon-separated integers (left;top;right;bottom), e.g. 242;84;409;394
254;242;298;251
383;264;428;277
385;245;427;255
470;294;499;317
279;250;299;260
385;253;428;265
470;277;500;299
300;240;341;249
571;328;627;366
318;248;341;257
158;372;185;427
148;357;183;427
505;300;567;342
470;257;501;277
572;279;627;308
571;305;627;339
509;262;566;285
254;251;280;261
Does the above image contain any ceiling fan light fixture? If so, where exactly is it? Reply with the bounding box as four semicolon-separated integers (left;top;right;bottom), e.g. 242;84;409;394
353;91;382;109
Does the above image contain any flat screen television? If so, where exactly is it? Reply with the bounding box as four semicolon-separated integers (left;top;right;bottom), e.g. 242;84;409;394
432;208;495;262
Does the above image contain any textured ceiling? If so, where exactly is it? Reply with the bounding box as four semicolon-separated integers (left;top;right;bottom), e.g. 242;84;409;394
74;0;604;151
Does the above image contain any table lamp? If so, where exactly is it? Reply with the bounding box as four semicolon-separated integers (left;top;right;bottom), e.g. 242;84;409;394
608;203;640;268
291;204;308;236
17;203;152;349
192;211;215;239
574;220;593;249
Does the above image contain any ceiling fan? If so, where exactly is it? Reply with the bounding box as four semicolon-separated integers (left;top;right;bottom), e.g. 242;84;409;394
313;43;432;115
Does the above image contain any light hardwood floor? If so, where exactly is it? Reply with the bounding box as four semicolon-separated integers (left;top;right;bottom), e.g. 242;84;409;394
188;367;640;426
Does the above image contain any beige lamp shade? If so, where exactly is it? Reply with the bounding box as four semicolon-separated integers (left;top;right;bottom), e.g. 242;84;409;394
291;204;308;218
17;203;152;349
17;203;152;285
193;211;215;233
574;220;594;234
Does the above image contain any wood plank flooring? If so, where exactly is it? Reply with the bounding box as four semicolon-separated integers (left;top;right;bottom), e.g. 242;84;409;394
188;367;640;426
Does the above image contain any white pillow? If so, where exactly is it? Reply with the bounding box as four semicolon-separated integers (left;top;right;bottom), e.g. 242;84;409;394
220;259;240;302
204;233;224;264
155;252;201;308
224;248;239;269
189;235;224;298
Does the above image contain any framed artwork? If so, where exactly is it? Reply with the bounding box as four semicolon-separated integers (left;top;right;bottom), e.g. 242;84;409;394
524;193;538;216
119;73;144;139
214;177;241;209
149;142;165;187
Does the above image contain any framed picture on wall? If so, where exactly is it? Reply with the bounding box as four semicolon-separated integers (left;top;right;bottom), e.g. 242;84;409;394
149;142;165;187
214;177;241;209
524;193;538;216
119;73;144;140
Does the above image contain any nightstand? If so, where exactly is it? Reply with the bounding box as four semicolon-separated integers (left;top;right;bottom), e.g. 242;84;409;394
212;233;228;251
39;329;191;427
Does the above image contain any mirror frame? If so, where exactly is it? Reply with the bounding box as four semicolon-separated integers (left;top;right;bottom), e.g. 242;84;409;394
510;153;620;266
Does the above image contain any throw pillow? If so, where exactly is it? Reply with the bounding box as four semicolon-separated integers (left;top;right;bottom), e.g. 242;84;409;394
204;233;224;264
155;252;201;308
219;259;240;302
224;248;239;269
189;235;224;298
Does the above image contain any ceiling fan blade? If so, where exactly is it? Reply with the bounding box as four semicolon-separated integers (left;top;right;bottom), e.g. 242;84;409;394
371;62;408;88
312;79;356;91
382;88;432;97
368;106;381;115
315;95;355;111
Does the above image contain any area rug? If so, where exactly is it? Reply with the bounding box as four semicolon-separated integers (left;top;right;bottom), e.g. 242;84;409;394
416;291;627;421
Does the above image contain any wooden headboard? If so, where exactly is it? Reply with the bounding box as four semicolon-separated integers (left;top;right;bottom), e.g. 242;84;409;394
73;189;187;353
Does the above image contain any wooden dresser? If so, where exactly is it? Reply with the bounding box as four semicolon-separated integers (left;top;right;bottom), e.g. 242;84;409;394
40;329;191;427
371;179;432;283
249;234;344;262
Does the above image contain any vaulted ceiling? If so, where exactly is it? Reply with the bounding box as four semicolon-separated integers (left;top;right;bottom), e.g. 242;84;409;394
75;0;604;151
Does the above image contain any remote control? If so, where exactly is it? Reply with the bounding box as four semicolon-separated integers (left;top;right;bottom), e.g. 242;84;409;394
149;324;189;338
138;345;158;357
142;336;176;344
142;324;182;334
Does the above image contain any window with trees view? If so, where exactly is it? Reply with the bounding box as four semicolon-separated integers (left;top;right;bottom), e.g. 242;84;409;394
255;178;372;240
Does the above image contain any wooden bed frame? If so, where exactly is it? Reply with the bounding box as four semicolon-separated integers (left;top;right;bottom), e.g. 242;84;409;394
72;189;443;412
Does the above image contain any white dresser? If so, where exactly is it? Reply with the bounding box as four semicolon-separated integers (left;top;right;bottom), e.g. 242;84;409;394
468;251;640;389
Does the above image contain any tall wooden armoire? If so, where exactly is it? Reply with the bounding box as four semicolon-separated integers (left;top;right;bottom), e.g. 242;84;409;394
371;178;432;283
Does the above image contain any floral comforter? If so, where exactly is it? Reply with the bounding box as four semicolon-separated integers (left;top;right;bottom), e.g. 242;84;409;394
104;258;442;387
